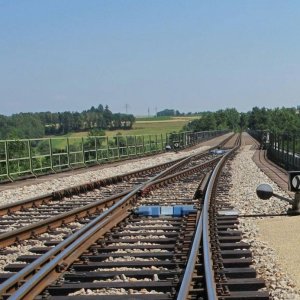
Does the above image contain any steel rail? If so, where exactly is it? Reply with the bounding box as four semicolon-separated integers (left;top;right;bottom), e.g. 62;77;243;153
140;158;220;194
202;144;240;300
0;189;130;248
0;150;223;250
0;155;223;298
0;182;145;298
125;131;234;183
176;134;240;299
176;212;204;299
176;172;212;299
0;193;52;217
5;190;137;299
51;155;188;199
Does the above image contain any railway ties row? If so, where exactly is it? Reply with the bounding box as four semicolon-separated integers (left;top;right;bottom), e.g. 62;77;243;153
0;155;216;299
39;214;198;299
207;146;269;300
0;132;269;299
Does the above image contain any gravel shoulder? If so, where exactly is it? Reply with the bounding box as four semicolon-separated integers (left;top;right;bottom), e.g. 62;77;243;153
228;139;300;300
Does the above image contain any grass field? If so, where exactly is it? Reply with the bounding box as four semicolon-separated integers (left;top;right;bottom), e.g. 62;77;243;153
51;116;198;140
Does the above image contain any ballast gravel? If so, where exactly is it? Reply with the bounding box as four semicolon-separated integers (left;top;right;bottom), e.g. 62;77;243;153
0;146;211;206
69;287;164;296
228;144;300;300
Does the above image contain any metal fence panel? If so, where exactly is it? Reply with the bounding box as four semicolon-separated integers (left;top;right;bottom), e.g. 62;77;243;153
0;130;228;181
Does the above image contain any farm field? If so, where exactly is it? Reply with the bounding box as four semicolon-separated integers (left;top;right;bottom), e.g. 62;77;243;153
52;116;198;139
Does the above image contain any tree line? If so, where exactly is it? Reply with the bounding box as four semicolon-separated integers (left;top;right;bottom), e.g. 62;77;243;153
157;108;202;116
0;104;135;139
183;107;300;133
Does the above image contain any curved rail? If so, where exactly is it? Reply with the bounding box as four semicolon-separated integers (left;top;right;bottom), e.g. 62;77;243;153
202;144;240;299
176;212;204;299
177;133;240;299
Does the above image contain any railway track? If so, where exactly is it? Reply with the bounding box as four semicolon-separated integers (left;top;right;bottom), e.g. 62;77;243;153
0;134;236;245
0;139;235;293
199;142;269;299
245;131;290;196
0;133;271;299
0;149;219;298
253;149;289;192
0;147;224;221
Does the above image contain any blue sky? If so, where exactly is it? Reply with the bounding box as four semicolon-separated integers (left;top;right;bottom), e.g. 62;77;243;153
1;1;300;116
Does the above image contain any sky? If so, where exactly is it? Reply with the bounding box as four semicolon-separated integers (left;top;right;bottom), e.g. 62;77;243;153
1;1;300;116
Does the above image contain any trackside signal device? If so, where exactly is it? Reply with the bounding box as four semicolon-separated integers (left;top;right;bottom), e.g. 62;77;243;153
256;171;300;215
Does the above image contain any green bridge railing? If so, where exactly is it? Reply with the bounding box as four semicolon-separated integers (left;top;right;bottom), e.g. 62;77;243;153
0;130;227;182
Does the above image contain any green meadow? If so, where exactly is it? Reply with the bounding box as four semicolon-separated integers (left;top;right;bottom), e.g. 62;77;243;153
49;116;198;149
54;116;197;139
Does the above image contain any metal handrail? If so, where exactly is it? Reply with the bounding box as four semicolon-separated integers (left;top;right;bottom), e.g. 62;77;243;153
0;130;229;181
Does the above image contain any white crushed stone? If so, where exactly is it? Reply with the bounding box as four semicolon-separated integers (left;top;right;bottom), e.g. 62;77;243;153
109;242;160;246
227;144;300;300
0;221;83;273
111;249;169;254
120;235;167;240
0;146;211;206
92;266;167;272
0;240;45;273
104;256;160;262
69;287;164;296
93;276;154;282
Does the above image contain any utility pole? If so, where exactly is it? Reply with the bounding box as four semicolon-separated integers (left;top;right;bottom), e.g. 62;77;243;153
155;106;157;117
148;107;150;117
125;104;130;114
